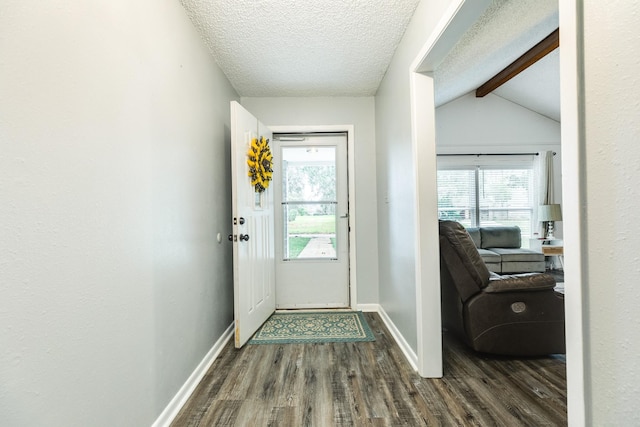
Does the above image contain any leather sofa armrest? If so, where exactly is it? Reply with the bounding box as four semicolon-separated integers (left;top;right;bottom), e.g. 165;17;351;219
484;272;556;293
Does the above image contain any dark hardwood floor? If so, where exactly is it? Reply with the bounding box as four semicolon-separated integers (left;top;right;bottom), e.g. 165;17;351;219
171;312;566;426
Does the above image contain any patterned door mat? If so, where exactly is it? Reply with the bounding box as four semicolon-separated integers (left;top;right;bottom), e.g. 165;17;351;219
248;311;375;344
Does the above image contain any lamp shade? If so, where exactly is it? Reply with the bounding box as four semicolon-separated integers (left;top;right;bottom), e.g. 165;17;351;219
538;204;562;222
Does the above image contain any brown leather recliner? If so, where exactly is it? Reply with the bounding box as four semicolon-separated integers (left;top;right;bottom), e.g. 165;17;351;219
439;220;566;356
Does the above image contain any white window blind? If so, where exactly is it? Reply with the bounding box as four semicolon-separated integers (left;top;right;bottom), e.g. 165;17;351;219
437;169;476;227
437;155;535;245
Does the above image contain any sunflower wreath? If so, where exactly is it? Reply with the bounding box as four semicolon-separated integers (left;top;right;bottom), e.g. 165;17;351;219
247;136;273;193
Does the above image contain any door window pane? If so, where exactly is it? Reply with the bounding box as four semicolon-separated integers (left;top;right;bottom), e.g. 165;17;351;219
284;203;336;259
282;146;337;260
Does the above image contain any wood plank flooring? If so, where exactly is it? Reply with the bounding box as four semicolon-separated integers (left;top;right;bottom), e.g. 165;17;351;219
171;313;566;426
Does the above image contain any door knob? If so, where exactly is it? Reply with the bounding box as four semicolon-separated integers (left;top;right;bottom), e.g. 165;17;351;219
239;234;250;241
239;217;245;225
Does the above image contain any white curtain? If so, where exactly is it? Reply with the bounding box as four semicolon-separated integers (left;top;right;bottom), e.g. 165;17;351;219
533;151;555;237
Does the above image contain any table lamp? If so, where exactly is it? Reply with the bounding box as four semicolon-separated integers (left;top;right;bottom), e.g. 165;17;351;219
538;204;562;240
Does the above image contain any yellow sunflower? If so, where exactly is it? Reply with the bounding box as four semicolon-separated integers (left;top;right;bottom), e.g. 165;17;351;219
247;136;273;193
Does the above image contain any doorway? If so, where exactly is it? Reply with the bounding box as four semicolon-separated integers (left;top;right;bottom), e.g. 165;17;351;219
409;1;585;424
273;133;350;308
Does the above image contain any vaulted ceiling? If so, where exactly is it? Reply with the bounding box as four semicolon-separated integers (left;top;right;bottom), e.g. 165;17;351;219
434;0;559;121
179;0;560;121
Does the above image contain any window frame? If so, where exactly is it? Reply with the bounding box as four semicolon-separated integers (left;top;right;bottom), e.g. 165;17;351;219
436;155;536;241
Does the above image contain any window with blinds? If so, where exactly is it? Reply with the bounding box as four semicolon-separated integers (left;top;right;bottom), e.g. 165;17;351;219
437;155;535;245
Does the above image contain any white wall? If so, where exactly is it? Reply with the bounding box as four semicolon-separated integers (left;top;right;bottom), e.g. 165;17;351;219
375;0;454;352
436;92;560;146
580;2;640;424
436;92;563;238
240;97;379;304
0;0;238;425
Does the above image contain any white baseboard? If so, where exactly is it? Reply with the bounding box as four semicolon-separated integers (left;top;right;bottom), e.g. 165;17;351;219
376;305;419;372
152;323;234;427
355;303;380;312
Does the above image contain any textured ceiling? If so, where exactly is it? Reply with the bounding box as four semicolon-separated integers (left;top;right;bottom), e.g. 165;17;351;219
179;0;420;97
434;0;559;109
179;0;560;120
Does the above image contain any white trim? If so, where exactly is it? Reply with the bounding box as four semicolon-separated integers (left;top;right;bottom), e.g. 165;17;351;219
411;0;492;73
559;1;586;425
152;323;234;427
356;304;419;370
410;72;442;378
377;305;418;371
408;0;492;379
270;125;358;309
356;303;380;312
276;302;350;309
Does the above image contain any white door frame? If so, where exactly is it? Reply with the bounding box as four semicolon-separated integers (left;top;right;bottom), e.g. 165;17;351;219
270;125;358;309
409;1;586;425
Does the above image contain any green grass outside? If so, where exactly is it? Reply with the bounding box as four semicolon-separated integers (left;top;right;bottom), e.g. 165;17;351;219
287;215;336;234
288;237;311;258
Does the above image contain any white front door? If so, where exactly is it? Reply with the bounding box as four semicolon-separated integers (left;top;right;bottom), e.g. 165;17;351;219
273;133;349;308
230;101;275;347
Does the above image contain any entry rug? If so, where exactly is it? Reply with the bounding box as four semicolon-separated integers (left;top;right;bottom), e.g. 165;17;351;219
249;311;375;344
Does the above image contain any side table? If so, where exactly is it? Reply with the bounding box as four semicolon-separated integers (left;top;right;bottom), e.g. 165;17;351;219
530;239;564;270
